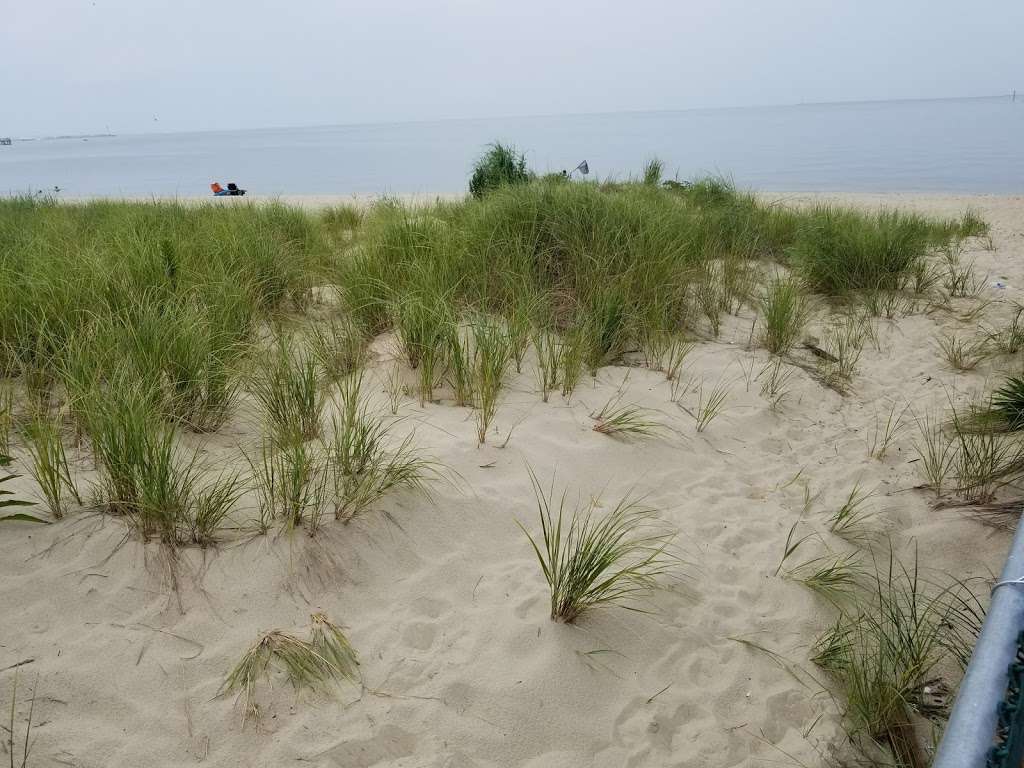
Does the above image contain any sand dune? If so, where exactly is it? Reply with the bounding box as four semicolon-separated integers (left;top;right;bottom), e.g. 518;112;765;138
2;193;1021;767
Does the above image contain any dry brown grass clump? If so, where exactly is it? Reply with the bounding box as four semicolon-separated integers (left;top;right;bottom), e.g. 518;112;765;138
220;613;359;725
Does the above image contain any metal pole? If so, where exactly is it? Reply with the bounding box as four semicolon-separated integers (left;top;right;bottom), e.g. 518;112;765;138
933;517;1024;768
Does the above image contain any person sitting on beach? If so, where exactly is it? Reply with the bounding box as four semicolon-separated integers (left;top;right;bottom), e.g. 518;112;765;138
210;182;229;196
226;182;246;196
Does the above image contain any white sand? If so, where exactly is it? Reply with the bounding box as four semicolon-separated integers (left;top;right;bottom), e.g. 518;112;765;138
2;193;1022;767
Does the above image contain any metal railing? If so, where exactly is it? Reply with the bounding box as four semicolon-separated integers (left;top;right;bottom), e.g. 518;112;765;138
933;520;1024;768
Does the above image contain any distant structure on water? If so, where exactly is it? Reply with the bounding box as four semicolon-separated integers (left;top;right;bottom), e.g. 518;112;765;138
0;138;11;146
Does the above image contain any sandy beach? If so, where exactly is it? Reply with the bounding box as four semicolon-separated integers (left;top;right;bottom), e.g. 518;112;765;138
1;191;1021;768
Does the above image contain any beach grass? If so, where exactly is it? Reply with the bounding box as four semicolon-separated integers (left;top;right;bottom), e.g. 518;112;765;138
250;338;325;444
471;315;512;444
246;435;330;535
326;372;438;521
591;376;665;438
760;276;810;356
4;670;39;768
220;613;359;725
0;163;1003;765
23;413;80;518
812;552;982;767
469;142;532;198
518;467;675;623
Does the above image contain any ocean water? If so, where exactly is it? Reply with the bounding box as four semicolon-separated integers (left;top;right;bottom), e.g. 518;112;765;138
2;97;1023;197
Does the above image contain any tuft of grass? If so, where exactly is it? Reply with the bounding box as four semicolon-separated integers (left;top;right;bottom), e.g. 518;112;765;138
829;483;875;544
861;288;917;320
789;205;938;294
640;327;671;373
219;613;359;726
642;329;693;382
580;287;633;371
949;406;1022;503
23;413;80;519
82;374;204;542
446;321;475;407
756;357;795;411
721;256;759;314
504;293;534;374
955;209;989;238
308;612;360;685
685;378;731;432
693;260;725;337
869;401;909;459
392;296;451;405
326;373;438;521
940;241;984;299
818;314;868;391
100;291;249;432
591;376;664;439
641;158;664;186
246;435;330;535
382;360;404;415
935;331;991;371
250;339;324;444
472;316;512;445
517;467;675;623
532;330;561;402
987;305;1024;355
662;337;693;382
469;142;532;198
321;203;363;230
773;521;817;577
559;326;588;400
760;276;810;355
786;551;865;604
910;408;957;497
812;552;982;768
186;472;245;547
591;402;664;438
4;671;39;768
309;316;365;384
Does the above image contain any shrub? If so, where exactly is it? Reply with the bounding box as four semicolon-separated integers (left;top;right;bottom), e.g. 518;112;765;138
469;142;532;198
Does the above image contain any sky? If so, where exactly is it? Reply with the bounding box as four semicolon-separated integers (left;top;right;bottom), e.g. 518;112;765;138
3;0;1023;137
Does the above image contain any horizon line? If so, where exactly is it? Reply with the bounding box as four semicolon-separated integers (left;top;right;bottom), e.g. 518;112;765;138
14;91;1018;142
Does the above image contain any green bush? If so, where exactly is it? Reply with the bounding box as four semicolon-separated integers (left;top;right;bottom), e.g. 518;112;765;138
468;143;532;198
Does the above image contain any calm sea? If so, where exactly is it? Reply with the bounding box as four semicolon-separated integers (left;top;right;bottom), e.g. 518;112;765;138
2;97;1023;197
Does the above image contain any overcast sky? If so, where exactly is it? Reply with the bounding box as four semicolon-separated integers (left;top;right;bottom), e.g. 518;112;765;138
4;0;1023;137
